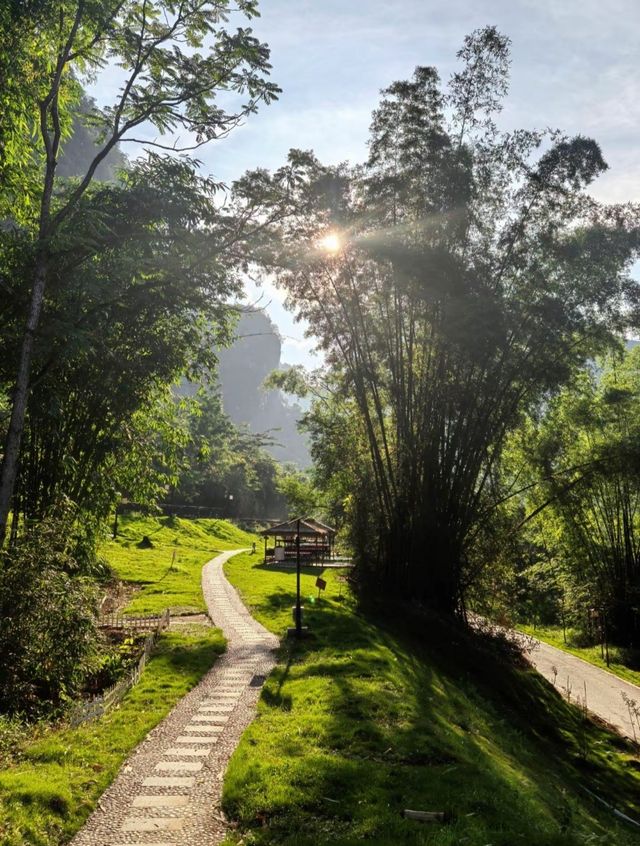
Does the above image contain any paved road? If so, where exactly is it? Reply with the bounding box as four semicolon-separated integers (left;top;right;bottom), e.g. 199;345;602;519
527;637;640;740
70;548;278;846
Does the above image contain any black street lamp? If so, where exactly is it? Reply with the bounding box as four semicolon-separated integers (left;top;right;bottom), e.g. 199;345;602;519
295;518;302;636
289;516;308;638
287;505;334;639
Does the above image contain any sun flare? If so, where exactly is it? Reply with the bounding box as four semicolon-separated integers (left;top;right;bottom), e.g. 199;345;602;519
317;232;342;253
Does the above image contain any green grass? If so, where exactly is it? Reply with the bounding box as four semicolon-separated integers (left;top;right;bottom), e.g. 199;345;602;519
103;513;257;614
518;624;640;688
222;554;640;846
0;514;254;846
0;626;225;846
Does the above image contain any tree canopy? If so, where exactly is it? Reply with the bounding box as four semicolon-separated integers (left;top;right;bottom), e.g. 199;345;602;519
0;0;280;542
249;27;640;615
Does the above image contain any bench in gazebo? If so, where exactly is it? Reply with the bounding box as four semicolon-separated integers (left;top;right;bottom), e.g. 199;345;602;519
261;516;336;565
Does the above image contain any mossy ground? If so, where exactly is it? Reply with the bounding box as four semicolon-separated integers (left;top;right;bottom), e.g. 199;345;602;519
0;627;225;846
222;553;640;846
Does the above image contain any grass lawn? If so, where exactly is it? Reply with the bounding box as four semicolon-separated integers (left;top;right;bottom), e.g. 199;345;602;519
0;626;225;846
103;513;257;615
0;514;253;846
222;553;640;846
518;624;640;688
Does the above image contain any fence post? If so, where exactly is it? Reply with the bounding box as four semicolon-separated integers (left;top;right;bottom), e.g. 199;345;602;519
71;607;170;727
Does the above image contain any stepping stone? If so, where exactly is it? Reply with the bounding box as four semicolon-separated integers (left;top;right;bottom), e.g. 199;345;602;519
201;703;234;711
166;746;210;756
142;776;195;788
191;714;228;722
175;735;217;744
194;708;229;725
155;760;203;772
132;795;190;808
184;726;224;735
122;817;183;832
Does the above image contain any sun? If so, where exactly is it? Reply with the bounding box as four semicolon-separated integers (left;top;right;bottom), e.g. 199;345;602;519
317;232;342;253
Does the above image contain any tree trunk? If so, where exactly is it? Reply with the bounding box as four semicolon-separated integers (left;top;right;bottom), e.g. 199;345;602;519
0;255;48;545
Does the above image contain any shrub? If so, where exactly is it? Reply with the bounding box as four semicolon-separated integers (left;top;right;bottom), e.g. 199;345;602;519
0;516;98;717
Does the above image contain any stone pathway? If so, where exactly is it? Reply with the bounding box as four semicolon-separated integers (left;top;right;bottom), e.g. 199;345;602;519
527;637;640;740
69;549;278;846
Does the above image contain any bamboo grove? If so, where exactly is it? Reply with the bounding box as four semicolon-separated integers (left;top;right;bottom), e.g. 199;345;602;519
260;28;640;616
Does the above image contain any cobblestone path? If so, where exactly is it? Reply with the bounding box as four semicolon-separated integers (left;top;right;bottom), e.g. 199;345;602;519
69;549;278;846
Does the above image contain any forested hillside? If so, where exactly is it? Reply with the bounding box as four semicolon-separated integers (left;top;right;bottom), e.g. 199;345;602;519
218;310;311;468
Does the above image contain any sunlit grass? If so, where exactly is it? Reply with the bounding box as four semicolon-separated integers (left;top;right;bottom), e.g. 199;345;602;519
0;514;254;845
104;513;257;614
0;626;225;846
222;553;640;846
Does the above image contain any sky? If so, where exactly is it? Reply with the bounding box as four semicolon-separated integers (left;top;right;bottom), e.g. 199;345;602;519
94;0;640;368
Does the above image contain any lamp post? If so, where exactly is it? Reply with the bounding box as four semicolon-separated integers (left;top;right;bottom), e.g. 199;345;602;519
287;516;307;638
295;517;302;636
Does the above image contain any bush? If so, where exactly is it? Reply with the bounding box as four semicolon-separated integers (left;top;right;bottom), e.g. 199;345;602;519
0;516;98;718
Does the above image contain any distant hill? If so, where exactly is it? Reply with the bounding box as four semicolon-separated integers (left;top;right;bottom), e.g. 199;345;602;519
218;310;311;468
57;95;127;181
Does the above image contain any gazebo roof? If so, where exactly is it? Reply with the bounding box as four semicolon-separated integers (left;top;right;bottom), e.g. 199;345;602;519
261;516;335;537
302;517;337;536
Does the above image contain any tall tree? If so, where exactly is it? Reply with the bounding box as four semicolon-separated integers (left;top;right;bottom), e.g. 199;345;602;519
2;155;238;528
513;348;640;647
252;28;640;615
0;0;279;543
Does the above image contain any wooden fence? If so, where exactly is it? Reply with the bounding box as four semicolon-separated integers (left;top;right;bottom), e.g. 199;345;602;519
69;608;170;726
98;611;168;631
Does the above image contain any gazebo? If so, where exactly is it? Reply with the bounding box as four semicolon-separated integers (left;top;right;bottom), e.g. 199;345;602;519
261;517;336;565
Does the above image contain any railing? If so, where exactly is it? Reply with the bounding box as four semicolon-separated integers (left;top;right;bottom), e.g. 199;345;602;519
98;611;168;631
69;608;170;726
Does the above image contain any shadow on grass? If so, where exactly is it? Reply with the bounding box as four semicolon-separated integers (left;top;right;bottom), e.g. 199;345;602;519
154;637;225;676
225;592;640;846
253;562;326;576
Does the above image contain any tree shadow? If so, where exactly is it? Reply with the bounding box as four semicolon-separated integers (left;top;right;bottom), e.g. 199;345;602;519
228;596;640;845
253;562;326;576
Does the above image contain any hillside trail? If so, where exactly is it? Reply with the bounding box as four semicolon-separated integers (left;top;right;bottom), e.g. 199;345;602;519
69;548;278;846
526;635;640;740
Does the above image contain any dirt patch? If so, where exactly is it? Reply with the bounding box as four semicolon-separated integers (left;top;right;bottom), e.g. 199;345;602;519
99;580;142;615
